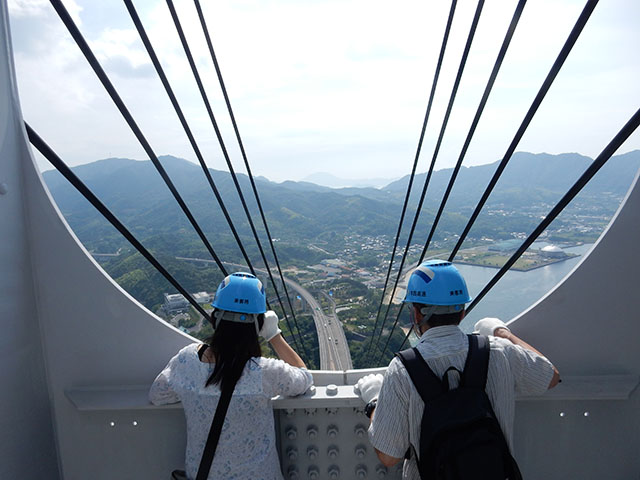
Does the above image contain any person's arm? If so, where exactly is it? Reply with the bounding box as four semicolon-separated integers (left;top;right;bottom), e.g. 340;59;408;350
268;333;306;368
369;407;403;466
259;311;307;368
375;447;403;466
260;321;312;399
494;328;561;389
475;317;560;389
376;452;402;467
149;353;181;405
357;376;403;466
356;364;410;466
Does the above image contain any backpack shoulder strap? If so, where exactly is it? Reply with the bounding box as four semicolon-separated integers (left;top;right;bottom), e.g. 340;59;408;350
396;347;444;402
460;334;490;390
195;359;245;480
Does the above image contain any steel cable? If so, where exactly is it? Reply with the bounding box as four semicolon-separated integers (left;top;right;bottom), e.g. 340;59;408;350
48;0;228;277
164;0;304;353
389;0;604;357
397;106;640;351
448;0;600;262
192;0;306;355
122;0;307;348
418;0;528;263
365;0;458;361
27;123;210;318
466;107;640;313
122;0;257;281
371;0;485;364
123;0;308;349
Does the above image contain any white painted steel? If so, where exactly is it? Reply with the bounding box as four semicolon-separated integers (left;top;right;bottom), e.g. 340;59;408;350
0;1;60;477
508;167;640;479
1;0;639;477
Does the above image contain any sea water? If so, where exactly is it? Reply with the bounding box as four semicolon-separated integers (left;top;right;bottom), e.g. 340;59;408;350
454;243;594;333
406;243;593;345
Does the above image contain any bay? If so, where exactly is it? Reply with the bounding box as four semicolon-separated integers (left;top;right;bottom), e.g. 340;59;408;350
406;243;594;345
456;243;594;332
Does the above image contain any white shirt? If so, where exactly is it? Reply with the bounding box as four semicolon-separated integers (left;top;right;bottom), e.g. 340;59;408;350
368;326;554;479
150;343;313;480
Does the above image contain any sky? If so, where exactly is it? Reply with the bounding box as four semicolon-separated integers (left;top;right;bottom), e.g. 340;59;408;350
7;0;640;183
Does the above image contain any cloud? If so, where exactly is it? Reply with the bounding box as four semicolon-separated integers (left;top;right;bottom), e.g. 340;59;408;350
9;0;83;25
90;27;154;78
8;0;50;17
7;0;640;181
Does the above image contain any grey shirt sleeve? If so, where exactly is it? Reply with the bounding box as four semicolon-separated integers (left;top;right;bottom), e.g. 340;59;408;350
501;340;555;396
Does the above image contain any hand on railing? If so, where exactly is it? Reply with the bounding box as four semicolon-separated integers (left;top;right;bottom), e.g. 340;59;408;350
473;317;511;337
354;374;384;404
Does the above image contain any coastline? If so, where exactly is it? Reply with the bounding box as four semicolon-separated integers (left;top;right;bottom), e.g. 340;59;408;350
455;254;579;272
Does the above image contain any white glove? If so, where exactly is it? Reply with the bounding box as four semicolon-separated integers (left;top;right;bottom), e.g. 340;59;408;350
354;374;384;404
259;310;281;341
474;317;511;336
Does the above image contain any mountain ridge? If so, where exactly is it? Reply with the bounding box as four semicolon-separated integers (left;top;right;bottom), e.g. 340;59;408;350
42;150;640;259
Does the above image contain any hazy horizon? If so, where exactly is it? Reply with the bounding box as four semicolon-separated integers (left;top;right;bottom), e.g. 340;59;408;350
10;0;640;182
38;149;639;187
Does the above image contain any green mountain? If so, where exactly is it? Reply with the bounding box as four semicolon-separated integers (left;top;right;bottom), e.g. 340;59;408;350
380;151;640;210
42;150;640;261
40;150;640;319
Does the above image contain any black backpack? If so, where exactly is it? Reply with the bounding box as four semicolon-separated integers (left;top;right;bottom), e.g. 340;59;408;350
396;334;522;480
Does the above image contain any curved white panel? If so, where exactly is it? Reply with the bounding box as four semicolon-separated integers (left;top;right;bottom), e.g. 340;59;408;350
0;1;60;477
511;169;640;375
2;0;639;477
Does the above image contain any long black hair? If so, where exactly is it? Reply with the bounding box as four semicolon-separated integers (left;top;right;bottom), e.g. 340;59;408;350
204;311;264;392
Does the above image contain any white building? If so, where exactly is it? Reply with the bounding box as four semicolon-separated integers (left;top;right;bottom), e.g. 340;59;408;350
541;245;567;258
192;291;213;304
163;293;189;312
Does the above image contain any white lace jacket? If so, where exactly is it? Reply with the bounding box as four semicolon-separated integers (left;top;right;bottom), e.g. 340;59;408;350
150;343;313;480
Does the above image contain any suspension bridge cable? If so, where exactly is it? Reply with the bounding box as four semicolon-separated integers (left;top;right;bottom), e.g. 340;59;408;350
48;0;228;277
371;0;485;364
122;0;258;281
164;0;304;353
121;0;306;348
193;0;306;350
26;123;209;318
418;0;528;263
465;107;640;314
380;0;600;361
365;0;458;360
448;0;600;262
385;0;528;357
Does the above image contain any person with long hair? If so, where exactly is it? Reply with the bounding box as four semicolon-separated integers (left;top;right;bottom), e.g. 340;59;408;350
150;272;312;479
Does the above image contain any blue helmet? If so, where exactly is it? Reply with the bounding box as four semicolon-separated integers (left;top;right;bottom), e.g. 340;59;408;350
211;272;267;317
404;260;471;308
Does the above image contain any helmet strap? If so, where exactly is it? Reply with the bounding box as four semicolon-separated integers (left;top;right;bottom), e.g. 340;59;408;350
212;309;260;329
415;304;465;334
420;304;464;316
415;306;437;335
212;309;223;329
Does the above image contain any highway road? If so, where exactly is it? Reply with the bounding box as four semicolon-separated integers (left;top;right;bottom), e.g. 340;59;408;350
285;278;353;370
320;292;353;370
223;261;353;370
175;257;353;370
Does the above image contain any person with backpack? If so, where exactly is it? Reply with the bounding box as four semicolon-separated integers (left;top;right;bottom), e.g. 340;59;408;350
150;272;313;480
356;260;559;479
